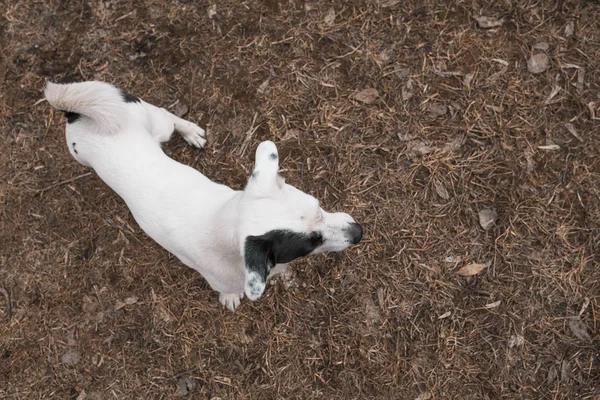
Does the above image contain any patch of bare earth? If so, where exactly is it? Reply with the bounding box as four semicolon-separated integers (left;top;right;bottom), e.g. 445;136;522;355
1;0;599;399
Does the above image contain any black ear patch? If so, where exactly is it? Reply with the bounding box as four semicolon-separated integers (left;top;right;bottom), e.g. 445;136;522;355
244;230;324;280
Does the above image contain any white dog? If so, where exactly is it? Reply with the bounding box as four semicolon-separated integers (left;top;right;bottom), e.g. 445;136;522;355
44;81;362;311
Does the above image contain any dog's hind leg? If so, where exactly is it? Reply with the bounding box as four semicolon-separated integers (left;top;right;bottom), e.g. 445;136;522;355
142;102;207;148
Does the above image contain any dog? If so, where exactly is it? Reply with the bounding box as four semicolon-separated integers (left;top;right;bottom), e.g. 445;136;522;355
44;81;363;311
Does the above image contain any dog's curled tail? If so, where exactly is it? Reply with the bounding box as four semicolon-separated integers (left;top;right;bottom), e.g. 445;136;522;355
44;81;130;134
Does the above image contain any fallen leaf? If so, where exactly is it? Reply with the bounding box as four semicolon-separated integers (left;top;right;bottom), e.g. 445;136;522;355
527;53;549;74
463;72;474;87
377;50;391;65
394;67;410;79
438;311;451;319
533;42;549;51
484;300;501;309
380;0;401;7
456;263;487;277
476;16;504;29
114;296;138;310
61;349;80;366
324;8;336;25
414;392;432;400
208;4;217;19
436;70;463;77
178;376;195;396
364;296;381;326
257;78;270;95
428;103;447;117
353;88;379;104
547;365;558;385
508;335;524;348
434;179;450;200
170;99;189;117
564;20;574;37
561;360;570;382
568;317;591;342
564;122;582;141
402;79;414;101
538;144;560;150
479;209;498;230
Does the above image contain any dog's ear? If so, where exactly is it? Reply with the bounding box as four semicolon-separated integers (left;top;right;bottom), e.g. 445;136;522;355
243;230;324;301
247;141;282;193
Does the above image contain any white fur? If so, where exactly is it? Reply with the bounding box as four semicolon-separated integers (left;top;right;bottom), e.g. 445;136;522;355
45;81;360;311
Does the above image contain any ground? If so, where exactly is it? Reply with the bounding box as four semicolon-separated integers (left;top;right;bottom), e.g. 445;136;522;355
1;0;599;399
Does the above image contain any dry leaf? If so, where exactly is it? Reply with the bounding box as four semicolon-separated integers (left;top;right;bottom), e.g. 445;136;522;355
561;360;570;382
364;296;381;326
438;311;451;319
479;208;498;230
414;392;432;400
434;179;450;200
456;263;487;277
380;0;401;7
476;16;504;29
564;122;582;141
533;42;550;51
353;88;379;104
538;144;560;150
402;79;414;101
428;103;448;117
564;20;574;37
463;72;474;87
568;317;591;342
114;296;138;310
170;99;189;117
484;300;501;309
527;53;549;74
394;67;410;79
257;78;270;95
324;8;336;25
62;348;80;366
208;4;217;19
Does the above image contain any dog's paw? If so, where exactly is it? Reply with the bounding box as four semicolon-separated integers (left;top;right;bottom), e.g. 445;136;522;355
244;271;266;301
178;120;207;148
219;292;244;312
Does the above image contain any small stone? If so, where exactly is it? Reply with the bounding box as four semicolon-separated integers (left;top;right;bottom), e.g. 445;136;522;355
478;208;498;230
533;42;549;51
527;53;550;74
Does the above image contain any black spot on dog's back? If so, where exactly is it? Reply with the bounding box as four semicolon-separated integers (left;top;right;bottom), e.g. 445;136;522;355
270;153;278;160
72;142;78;154
120;89;141;103
62;111;80;124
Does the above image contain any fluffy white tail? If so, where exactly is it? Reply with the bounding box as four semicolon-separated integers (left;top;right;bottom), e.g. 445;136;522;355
44;81;128;134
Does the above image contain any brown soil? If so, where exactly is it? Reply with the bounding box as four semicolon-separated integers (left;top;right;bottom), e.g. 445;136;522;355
1;1;599;399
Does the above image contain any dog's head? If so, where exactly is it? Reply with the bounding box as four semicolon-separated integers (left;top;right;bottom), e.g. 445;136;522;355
239;141;363;301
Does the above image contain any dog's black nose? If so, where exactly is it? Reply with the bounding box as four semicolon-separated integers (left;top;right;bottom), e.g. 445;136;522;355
348;222;363;244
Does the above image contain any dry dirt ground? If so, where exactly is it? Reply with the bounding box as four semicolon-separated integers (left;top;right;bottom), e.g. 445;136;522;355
1;0;600;399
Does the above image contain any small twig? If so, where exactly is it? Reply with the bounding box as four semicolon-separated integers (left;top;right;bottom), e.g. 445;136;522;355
238;112;260;156
37;172;93;194
0;287;11;321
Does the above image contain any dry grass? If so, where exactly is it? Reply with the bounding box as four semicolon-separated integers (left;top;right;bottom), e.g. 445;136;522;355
1;0;599;399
